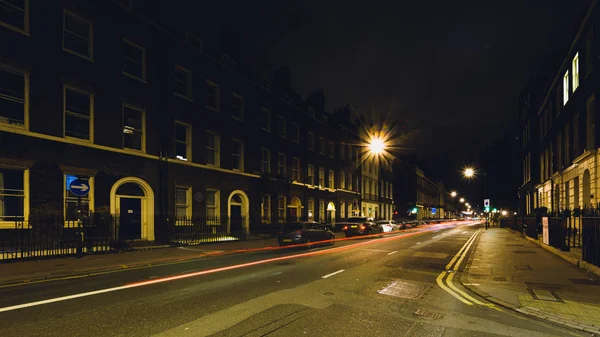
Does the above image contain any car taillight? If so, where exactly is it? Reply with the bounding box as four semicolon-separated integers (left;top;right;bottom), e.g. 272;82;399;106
295;230;303;236
342;226;348;231
360;225;366;230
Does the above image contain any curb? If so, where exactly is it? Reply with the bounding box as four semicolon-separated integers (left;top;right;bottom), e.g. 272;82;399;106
459;228;600;334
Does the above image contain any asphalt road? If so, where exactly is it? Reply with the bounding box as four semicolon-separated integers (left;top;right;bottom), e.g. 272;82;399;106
0;222;585;337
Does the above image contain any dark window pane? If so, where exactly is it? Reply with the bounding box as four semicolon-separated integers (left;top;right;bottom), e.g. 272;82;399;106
123;41;143;79
64;14;91;57
65;114;90;139
175;142;187;159
175;124;187;142
0;0;26;30
65;89;90;118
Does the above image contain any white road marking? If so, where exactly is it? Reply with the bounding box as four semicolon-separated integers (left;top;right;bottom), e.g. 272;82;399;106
363;249;391;253
463;283;480;286
321;270;345;279
416;242;421;244
432;235;440;239
387;251;398;256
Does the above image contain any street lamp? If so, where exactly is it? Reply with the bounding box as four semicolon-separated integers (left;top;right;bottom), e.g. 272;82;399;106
463;166;489;230
368;137;386;155
450;191;457;198
459;198;465;203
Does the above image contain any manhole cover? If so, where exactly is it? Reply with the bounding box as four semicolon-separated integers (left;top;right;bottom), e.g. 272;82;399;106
414;308;444;319
493;277;507;282
570;278;600;285
513;251;537;254
378;281;430;299
514;265;533;271
530;289;562;302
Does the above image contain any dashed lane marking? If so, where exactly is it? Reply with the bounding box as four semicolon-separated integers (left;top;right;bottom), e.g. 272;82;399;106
321;270;345;279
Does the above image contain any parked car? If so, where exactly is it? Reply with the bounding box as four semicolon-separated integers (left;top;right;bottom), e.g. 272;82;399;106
339;217;384;237
278;221;335;248
376;220;400;232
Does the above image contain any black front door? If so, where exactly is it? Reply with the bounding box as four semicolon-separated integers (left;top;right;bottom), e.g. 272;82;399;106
119;198;142;239
230;205;243;232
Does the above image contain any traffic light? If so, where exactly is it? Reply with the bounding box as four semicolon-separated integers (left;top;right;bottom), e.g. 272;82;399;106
485;206;490;213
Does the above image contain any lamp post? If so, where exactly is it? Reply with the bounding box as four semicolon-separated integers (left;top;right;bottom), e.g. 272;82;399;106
463;167;488;229
355;135;388;218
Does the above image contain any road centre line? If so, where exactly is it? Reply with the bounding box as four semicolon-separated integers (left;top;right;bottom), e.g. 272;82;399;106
321;270;345;279
387;251;398;256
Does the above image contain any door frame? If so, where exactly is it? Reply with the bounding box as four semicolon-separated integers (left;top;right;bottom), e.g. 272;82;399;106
117;196;143;239
110;177;154;241
227;190;249;235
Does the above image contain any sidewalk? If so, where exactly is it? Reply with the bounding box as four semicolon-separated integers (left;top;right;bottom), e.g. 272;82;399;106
461;228;600;334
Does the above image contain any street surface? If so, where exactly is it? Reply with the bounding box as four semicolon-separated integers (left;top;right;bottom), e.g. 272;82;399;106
0;222;585;336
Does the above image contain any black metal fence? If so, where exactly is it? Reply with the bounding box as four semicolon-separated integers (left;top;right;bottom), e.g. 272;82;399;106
162;215;247;245
0;212;119;262
581;207;600;268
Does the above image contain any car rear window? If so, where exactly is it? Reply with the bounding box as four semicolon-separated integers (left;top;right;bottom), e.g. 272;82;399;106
347;217;367;223
281;223;304;231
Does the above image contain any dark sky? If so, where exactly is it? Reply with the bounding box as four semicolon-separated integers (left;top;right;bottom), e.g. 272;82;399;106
190;0;592;206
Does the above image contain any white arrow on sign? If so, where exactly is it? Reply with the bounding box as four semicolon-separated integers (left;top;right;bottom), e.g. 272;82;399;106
71;184;89;192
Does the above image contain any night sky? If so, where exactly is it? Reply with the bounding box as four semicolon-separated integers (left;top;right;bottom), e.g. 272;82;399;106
185;0;592;208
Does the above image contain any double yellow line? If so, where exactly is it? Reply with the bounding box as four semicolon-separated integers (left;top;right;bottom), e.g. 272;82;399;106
435;229;501;311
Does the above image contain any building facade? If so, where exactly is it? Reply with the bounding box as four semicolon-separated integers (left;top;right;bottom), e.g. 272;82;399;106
519;0;599;216
0;0;371;243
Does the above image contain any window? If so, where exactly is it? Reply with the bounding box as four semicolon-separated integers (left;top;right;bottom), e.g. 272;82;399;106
278;196;286;222
340;171;346;189
572;52;579;91
63;10;93;60
0;64;27;128
319;200;325;222
292;123;300;143
319;137;325;154
340;142;345;159
174;65;192;99
328;142;334;158
123;104;144;152
563;71;569;105
308;132;315;151
277;153;286;175
307;164;314;185
232;139;244;171
319;167;324;187
0;0;28;34
261;108;271;132
0;168;25;222
328;170;334;188
292;157;300;181
185;31;203;52
64;174;90;221
64;86;92;141
206;189;219;218
232;93;244;121
122;39;145;81
340;202;345;220
175;186;191;219
260;148;270;174
261;195;270;223
205;80;220;111
174;121;191;161
348;172;353;190
206;131;220;167
277;116;286;137
307;199;314;221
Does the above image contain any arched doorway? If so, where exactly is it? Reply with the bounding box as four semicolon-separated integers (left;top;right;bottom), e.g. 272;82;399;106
288;197;301;221
327;202;336;224
583;169;591;208
228;190;249;234
110;177;155;241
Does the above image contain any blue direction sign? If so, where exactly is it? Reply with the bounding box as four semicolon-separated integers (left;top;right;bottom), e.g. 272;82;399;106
431;207;437;215
69;179;90;197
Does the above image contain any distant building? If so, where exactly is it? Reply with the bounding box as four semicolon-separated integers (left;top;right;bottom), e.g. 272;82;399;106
519;0;599;215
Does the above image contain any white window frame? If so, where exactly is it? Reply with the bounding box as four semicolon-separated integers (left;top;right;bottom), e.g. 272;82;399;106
277;116;286;138
340;202;346;220
277;153;286;176
205;80;220;112
122;38;146;82
206;131;220;167
261;194;270;223
292;157;300;181
122;103;146;153
62;10;94;61
292;123;300;143
307;198;315;220
278;196;286;223
174;64;192;100
0;64;29;130
563;70;570;106
175;186;192;223
328;169;334;188
0;168;30;228
572;52;579;92
307;164;315;185
308;132;315;151
0;0;29;35
340;171;346;189
319;167;324;187
206;189;220;220
260;148;270;174
63;85;94;143
232;138;244;171
319;200;325;223
232;93;244;121
261;107;271;132
174;121;192;161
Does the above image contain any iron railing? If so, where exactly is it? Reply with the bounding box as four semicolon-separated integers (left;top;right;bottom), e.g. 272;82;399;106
581;206;600;268
163;215;247;245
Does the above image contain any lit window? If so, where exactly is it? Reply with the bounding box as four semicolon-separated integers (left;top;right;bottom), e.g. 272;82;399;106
277;153;286;175
572;52;579;92
328;170;334;188
205;80;220;111
206;131;220;167
307;164;314;185
0;0;29;34
261;195;270;223
232;93;244;121
123;104;144;151
175;187;191;220
63;11;93;60
308;132;315;151
277;116;286;137
292;123;300;143
0;64;27;128
563;71;569;105
307;199;315;221
292;157;300;181
122;39;145;81
0;168;25;222
261;108;271;132
64;86;92;141
319;167;324;187
206;189;219;218
174;122;191;161
174;65;192;99
260;148;270;174
232;139;244;171
319;200;325;222
278;196;286;222
339;172;346;189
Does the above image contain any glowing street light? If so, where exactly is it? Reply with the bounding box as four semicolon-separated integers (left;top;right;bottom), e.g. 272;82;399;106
465;203;470;207
463;167;475;178
501;210;508;216
459;198;465;203
368;137;386;155
450;191;457;197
